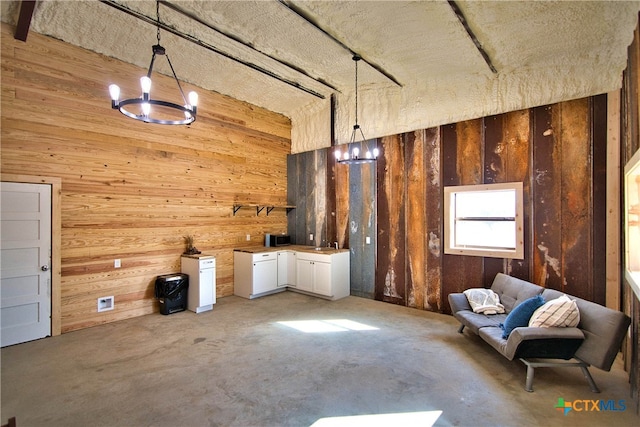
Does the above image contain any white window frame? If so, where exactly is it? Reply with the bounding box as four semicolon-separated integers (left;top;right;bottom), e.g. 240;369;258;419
444;182;524;259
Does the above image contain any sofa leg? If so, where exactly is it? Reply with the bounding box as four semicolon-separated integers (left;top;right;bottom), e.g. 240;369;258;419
519;358;601;393
457;324;465;333
580;365;600;393
524;364;535;392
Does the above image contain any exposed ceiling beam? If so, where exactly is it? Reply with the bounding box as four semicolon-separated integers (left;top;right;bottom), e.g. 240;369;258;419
277;0;403;88
14;0;36;42
448;1;498;75
99;0;326;99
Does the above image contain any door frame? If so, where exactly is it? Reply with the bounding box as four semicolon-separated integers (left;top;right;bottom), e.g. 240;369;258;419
2;174;61;337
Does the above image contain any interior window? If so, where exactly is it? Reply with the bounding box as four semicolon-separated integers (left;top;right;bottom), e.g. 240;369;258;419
444;182;524;259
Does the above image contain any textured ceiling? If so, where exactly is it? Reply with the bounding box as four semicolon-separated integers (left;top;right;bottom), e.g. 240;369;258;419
1;1;639;153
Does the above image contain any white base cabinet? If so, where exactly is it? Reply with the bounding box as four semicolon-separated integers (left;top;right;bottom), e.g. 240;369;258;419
234;249;350;301
180;255;216;313
294;251;349;300
234;251;281;299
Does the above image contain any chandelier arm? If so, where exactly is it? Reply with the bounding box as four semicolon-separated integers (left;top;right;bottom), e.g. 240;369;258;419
147;51;157;78
165;54;189;105
358;127;367;144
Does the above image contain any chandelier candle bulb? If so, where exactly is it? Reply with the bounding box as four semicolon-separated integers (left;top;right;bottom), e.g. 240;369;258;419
352;147;360;158
140;76;152;95
188;91;199;109
108;84;120;104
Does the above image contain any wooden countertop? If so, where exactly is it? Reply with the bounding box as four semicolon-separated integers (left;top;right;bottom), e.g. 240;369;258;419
234;245;348;255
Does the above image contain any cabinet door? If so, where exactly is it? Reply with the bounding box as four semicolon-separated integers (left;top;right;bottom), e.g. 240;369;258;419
313;261;332;297
253;259;277;294
286;252;296;287
277;252;288;287
295;259;314;292
199;267;216;305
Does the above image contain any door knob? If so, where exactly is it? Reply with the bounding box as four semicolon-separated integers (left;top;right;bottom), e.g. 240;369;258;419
41;265;49;271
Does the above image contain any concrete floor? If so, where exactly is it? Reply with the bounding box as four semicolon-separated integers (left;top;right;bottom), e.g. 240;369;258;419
1;292;638;426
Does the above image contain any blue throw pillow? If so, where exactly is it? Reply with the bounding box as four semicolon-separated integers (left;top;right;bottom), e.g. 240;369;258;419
500;295;545;339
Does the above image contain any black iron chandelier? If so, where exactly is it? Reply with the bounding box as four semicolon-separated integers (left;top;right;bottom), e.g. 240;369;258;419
108;1;198;125
334;54;379;164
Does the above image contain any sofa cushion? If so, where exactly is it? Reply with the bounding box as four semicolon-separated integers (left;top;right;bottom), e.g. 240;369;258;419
500;295;545;339
490;273;544;313
455;311;506;334
529;295;579;328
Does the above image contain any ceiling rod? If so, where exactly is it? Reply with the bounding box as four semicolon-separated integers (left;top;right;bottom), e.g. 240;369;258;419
159;1;339;93
277;0;403;88
99;0;325;99
447;1;498;75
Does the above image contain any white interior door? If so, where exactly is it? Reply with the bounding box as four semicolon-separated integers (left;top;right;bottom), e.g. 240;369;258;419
1;182;52;347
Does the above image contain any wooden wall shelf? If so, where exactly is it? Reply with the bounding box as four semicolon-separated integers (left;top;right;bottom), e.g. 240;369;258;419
233;204;296;216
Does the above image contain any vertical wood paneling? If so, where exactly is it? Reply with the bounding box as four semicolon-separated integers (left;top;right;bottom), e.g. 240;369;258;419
376;135;406;304
592;94;608;306
440;124;462;311
314;150;328;247
500;110;532;280
424;128;442;311
441;120;484;312
456;119;484;185
326;148;337;246
335;160;350;249
405;131;427;309
1;24;291;332
483;115;507;284
558;99;592;299
532;105;564;291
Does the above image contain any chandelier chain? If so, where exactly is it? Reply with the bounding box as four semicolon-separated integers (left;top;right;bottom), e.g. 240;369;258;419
354;57;358;127
156;1;161;45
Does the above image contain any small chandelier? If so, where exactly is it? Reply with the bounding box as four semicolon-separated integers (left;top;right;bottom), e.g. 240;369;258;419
108;1;198;125
334;54;379;164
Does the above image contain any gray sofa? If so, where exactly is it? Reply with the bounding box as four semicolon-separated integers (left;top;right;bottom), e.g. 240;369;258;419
448;273;631;392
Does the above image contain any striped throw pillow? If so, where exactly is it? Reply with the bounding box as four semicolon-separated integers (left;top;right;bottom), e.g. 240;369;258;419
528;295;580;328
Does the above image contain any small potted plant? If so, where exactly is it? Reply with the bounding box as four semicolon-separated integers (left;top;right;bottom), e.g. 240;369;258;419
183;235;201;255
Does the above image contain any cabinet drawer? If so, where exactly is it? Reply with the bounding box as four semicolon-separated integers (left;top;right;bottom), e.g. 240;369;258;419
252;252;277;262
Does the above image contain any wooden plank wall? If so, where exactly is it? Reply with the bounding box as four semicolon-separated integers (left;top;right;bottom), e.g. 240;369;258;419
621;13;640;415
290;96;608;313
0;24;291;333
379;98;608;313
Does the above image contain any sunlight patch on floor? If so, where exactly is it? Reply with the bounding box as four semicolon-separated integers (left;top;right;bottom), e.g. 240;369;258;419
310;410;443;427
276;319;379;333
